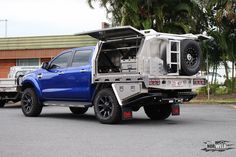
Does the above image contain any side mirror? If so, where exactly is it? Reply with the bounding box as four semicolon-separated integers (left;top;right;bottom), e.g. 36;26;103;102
41;62;49;70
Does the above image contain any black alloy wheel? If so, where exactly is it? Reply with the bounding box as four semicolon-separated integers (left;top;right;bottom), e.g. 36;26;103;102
181;39;201;76
98;96;113;118
22;92;33;113
21;88;42;117
184;47;199;67
94;88;122;124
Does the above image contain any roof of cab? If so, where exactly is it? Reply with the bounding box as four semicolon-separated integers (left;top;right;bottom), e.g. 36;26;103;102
67;46;96;52
59;46;96;55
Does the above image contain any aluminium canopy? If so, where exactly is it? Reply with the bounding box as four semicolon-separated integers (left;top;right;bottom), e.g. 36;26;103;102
75;26;144;41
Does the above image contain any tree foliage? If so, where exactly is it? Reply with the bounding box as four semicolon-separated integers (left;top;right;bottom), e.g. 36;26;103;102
203;0;236;82
87;0;207;34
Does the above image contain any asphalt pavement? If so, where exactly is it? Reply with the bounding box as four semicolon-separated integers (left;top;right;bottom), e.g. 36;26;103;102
0;103;236;157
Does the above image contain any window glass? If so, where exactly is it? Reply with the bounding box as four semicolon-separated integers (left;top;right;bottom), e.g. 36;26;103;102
72;50;92;67
50;52;71;69
16;58;39;66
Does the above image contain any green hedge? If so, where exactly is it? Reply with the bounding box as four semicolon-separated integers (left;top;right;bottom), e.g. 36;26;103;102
196;84;229;95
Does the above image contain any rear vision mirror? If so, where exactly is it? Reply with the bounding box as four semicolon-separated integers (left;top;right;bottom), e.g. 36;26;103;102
41;62;49;70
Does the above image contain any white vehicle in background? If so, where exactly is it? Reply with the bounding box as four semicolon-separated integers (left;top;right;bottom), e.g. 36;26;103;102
0;66;39;107
207;72;226;85
8;66;40;78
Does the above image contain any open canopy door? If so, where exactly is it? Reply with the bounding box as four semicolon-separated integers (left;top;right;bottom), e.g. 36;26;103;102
75;26;144;41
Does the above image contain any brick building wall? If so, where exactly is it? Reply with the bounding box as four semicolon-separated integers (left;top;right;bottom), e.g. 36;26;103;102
0;48;65;60
0;59;16;78
0;48;66;78
0;35;97;78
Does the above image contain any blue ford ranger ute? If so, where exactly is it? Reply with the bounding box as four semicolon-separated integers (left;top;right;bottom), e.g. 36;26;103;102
20;27;206;124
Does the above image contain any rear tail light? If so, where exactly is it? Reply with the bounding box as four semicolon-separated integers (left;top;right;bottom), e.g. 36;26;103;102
193;79;206;85
149;79;160;85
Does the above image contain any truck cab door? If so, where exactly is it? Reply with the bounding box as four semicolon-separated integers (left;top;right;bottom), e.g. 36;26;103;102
39;51;72;100
64;49;93;101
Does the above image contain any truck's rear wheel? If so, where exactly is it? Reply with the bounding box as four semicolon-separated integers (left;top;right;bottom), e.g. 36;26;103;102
94;88;122;124
69;107;88;115
0;100;6;108
21;88;42;117
144;104;171;120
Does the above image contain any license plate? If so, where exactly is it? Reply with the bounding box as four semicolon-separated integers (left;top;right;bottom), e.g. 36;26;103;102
171;80;183;87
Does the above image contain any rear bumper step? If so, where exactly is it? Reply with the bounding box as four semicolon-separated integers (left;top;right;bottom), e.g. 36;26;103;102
122;92;196;108
177;92;197;102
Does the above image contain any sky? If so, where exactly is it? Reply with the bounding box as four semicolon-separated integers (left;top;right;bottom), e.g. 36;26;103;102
0;0;108;37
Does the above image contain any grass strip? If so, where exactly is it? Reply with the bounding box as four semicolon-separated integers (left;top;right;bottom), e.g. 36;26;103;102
189;99;236;104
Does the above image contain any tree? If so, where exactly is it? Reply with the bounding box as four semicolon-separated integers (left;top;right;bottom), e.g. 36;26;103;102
206;0;236;80
87;0;207;34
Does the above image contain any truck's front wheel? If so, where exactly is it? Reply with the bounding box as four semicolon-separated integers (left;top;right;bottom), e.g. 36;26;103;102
0;100;6;108
94;88;122;124
21;88;43;117
144;104;171;120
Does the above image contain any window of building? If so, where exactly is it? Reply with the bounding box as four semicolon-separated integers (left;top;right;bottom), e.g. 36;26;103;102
16;58;40;66
72;50;92;67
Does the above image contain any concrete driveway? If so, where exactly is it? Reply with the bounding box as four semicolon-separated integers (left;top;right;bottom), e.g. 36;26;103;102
0;104;236;157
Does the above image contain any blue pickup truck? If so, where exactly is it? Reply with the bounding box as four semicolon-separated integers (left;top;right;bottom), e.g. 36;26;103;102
20;26;206;124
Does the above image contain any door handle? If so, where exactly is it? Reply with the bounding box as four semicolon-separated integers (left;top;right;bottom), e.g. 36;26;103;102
79;69;87;73
58;71;64;75
37;73;43;79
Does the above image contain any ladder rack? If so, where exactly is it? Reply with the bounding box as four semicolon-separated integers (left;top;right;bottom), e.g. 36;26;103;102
166;40;181;75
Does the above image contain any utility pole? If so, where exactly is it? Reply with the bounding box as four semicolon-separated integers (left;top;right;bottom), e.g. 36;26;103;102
0;19;8;37
206;51;210;100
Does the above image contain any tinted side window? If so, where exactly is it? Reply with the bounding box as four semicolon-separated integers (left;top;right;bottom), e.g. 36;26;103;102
50;52;71;69
72;50;92;67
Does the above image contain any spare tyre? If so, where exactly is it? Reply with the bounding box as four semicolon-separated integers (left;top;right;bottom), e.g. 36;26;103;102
180;39;201;76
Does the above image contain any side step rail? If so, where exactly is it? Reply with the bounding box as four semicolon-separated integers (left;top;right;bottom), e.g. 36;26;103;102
43;101;92;108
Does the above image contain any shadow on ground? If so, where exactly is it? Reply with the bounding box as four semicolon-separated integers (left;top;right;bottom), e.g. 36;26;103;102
2;104;21;109
40;113;97;122
38;112;188;126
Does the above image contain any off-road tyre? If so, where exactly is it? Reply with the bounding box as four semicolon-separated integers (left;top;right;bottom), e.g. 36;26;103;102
21;88;43;117
181;39;201;76
94;88;122;124
144;104;172;120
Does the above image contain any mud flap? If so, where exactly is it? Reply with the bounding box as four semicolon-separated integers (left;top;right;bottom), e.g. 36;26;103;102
171;103;180;116
122;107;133;120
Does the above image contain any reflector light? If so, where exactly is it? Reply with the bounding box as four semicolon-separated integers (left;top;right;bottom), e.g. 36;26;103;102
193;79;206;85
149;79;161;85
